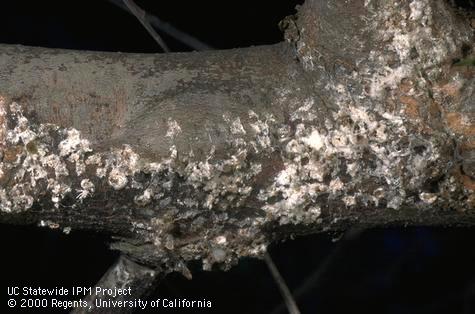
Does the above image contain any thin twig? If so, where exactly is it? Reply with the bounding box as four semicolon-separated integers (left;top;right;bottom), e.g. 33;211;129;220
271;228;364;314
122;0;170;52
108;0;213;51
264;252;301;314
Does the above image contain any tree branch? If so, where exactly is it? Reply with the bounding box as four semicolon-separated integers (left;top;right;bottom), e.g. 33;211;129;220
121;0;170;52
265;252;301;314
108;0;213;51
0;0;473;273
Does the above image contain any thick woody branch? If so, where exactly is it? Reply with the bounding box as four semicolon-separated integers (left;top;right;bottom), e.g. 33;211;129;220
0;0;474;271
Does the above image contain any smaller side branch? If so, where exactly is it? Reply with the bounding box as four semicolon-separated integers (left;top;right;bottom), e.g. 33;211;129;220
122;0;170;52
271;229;364;314
71;255;160;314
265;252;301;314
108;0;213;51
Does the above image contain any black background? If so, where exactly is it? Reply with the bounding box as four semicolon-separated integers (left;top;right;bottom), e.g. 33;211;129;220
1;1;475;313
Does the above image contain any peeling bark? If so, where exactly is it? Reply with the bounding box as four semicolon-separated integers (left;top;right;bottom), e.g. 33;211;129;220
0;0;474;274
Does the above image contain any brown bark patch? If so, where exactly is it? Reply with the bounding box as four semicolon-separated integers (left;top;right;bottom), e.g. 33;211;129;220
453;164;475;192
3;145;23;162
445;112;475;136
438;82;461;98
467;194;475;209
460;140;475;151
399;95;420;120
460;173;475;191
429;102;442;119
0;96;6;146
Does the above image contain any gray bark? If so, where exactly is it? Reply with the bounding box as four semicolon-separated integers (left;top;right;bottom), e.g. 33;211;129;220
0;0;474;272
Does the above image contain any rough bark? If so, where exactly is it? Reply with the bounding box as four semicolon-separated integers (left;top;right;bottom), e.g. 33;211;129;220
0;0;474;272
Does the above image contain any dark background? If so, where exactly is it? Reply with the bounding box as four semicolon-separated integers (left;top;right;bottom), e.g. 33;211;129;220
1;1;475;313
